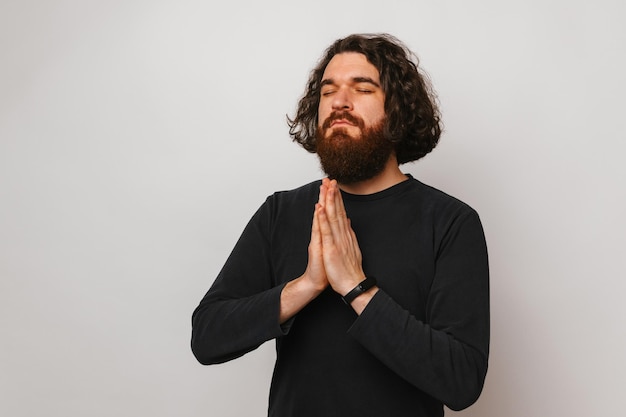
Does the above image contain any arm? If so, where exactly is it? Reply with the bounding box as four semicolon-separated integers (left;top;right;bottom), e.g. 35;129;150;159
348;210;489;410
318;179;489;410
192;187;329;364
191;199;286;365
279;183;329;323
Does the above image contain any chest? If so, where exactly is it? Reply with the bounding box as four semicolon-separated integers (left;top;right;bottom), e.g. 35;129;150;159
271;203;437;320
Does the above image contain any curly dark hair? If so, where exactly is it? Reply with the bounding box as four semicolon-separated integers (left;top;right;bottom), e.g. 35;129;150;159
287;33;442;164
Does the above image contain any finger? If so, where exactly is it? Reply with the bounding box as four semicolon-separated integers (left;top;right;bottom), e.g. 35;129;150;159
330;179;348;220
348;225;362;260
333;181;348;219
318;179;329;206
324;180;343;217
310;203;322;246
317;203;338;250
317;180;338;244
324;183;345;239
327;181;348;237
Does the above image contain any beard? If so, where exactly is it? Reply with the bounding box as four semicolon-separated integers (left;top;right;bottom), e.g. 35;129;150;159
316;111;393;184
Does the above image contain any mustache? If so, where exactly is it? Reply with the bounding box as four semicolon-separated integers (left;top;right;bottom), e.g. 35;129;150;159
321;111;364;130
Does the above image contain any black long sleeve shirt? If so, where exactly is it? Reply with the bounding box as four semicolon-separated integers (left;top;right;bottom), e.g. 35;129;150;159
192;176;490;417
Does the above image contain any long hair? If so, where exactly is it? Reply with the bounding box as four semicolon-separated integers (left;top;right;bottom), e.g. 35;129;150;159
287;33;442;164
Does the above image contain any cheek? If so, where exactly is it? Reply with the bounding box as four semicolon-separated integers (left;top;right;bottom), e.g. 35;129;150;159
365;103;386;124
317;107;330;127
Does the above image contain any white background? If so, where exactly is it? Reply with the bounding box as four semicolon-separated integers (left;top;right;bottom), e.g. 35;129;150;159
1;1;625;416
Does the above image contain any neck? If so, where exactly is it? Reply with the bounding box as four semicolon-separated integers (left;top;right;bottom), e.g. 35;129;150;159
337;156;408;195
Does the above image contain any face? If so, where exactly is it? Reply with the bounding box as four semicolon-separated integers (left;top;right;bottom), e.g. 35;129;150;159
318;52;386;136
315;53;393;184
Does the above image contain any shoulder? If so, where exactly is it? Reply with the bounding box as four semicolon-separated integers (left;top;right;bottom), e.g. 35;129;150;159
405;177;479;219
254;179;321;220
404;178;487;251
272;179;321;199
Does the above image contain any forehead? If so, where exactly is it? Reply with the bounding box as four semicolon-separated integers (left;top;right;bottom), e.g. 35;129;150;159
322;52;380;83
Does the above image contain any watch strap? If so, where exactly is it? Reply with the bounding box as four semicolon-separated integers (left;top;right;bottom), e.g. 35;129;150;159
341;276;377;305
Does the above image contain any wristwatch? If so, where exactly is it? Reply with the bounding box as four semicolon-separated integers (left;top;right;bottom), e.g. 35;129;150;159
341;276;377;305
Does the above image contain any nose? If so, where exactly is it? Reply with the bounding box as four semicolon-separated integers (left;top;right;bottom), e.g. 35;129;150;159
331;88;353;111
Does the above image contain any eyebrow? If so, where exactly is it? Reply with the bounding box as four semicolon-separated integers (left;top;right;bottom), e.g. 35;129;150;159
320;76;381;88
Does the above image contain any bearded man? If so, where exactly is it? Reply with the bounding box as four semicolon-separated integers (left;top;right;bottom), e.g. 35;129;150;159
191;33;490;417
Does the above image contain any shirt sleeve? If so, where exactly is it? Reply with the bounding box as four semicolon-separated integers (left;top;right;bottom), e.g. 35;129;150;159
191;197;288;365
347;209;490;411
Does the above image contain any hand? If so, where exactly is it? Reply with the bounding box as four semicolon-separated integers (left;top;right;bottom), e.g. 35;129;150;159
278;185;330;323
316;178;366;295
301;181;330;292
280;178;372;323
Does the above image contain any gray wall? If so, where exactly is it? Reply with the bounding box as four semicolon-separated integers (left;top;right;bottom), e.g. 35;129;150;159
1;1;624;416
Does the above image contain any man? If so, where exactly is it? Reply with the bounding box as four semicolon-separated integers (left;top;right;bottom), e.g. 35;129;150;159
191;33;489;417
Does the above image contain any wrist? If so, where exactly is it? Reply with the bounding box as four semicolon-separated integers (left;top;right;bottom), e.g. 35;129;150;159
300;272;328;294
280;275;327;324
341;276;377;305
335;274;366;296
348;285;378;315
